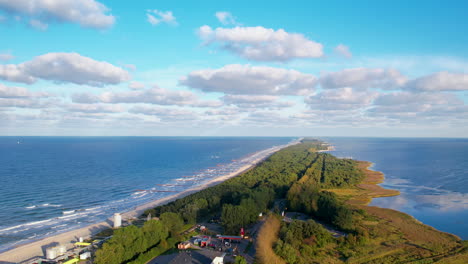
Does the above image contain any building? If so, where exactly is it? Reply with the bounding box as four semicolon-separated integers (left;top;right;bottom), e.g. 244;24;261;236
211;253;226;264
177;241;191;249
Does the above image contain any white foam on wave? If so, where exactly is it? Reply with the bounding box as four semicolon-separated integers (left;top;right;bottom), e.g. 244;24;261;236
44;203;62;207
62;210;75;215
51;224;68;229
0;218;55;234
132;192;149;199
25;205;36;209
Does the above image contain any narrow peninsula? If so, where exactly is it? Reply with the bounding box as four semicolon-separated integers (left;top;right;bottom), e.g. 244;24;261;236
92;138;467;264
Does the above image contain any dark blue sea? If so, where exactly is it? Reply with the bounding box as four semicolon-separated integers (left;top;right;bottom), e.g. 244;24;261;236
323;137;468;239
0;137;295;252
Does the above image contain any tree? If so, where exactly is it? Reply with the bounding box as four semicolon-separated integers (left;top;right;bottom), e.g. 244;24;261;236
234;255;248;264
160;212;184;238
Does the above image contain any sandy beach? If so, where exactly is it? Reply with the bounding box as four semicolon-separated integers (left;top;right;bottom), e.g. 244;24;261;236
0;141;298;263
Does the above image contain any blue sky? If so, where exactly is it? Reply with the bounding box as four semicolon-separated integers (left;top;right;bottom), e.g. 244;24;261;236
0;0;467;137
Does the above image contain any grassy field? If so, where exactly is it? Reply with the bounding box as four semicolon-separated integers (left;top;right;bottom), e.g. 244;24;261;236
325;162;467;264
326;161;400;206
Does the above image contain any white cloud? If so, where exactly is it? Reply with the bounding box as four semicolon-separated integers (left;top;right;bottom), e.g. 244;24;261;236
0;52;130;86
222;94;294;109
70;93;100;104
0;0;115;29
369;92;467;122
128;81;145;90
0;83;50;98
244;111;293;126
146;10;177;26
0;98;49;108
0;52;14;61
129;106;197;122
197;26;323;61
334;44;352;58
204;107;243;116
72;86;222;107
406;72;468;91
320;67;407;89
29;19;47;30
215;11;237;25
0;64;36;84
374;92;461;106
67;103;124;113
180;64;317;95
305;87;378;110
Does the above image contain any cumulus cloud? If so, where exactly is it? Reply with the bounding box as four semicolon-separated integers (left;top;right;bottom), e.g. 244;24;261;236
369;92;467;121
197;26;323;61
305;87;378;110
0;0;115;29
0;52;130;86
129;106;197;122
72;86;222;107
0;83;50;98
215;11;237;25
67;104;124;113
405;72;468;91
334;44;352;58
0;98;49;108
70;93;100;104
244;111;292;126
0;64;36;84
320;68;407;89
180;64;317;95
222;94;294;109
146;10;177;26
204;107;243;116
374;91;461;107
0;52;14;61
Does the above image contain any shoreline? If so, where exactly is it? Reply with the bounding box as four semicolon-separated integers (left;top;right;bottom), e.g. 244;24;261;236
0;140;300;263
326;161;400;206
356;162;464;241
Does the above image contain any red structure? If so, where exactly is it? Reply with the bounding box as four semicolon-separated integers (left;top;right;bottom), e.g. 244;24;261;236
200;236;211;247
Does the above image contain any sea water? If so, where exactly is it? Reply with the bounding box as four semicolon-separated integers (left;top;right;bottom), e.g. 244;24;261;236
0;137;295;252
323;137;468;239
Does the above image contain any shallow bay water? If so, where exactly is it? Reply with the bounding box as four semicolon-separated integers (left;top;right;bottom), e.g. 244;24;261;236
323;137;468;239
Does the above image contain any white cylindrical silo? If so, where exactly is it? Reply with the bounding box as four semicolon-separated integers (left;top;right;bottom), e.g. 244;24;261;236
57;244;66;255
114;213;122;228
46;247;57;259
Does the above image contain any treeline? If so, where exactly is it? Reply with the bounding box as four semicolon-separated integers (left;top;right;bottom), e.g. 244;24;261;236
145;139;327;234
145;139;362;233
287;187;356;231
94;212;184;264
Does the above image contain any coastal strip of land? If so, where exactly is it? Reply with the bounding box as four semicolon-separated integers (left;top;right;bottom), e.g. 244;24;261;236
0;139;300;263
326;161;401;206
